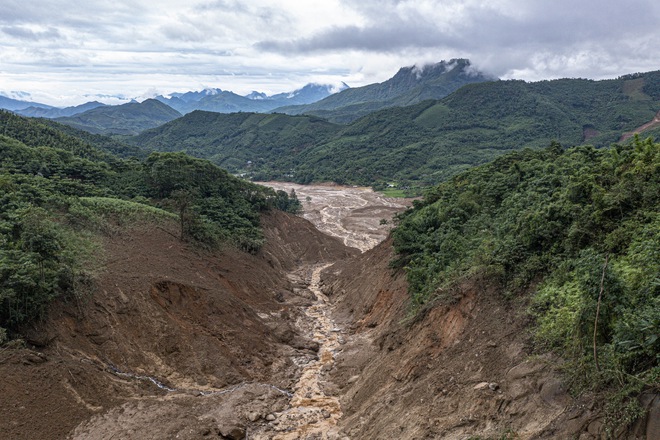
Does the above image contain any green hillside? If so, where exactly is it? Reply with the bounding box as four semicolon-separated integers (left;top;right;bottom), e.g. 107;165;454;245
35;117;147;158
54;99;182;135
0;110;299;340
131;111;341;173
275;59;493;123
291;71;660;186
128;70;660;189
392;137;659;427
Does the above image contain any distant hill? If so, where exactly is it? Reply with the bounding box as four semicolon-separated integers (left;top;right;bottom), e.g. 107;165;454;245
131;111;340;171
54;99;182;135
156;83;346;114
37;118;147;158
0;95;53;112
131;70;660;187
274;59;495;123
17;101;106;118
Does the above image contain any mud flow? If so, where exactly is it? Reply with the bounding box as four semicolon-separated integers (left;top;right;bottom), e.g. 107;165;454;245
252;264;343;439
260;182;409;252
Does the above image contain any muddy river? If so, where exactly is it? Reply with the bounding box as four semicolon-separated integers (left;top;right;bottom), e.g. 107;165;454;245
258;182;411;252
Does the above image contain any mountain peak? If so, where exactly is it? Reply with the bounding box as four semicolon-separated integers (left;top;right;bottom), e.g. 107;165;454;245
246;91;268;100
399;58;473;80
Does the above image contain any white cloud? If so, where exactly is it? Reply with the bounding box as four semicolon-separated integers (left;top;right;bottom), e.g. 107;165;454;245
1;0;659;106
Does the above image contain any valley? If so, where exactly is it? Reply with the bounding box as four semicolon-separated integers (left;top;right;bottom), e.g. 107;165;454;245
4;178;655;439
260;182;410;252
1;63;659;440
0;184;405;439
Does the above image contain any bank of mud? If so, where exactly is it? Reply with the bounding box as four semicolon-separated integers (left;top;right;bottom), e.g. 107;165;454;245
0;210;355;440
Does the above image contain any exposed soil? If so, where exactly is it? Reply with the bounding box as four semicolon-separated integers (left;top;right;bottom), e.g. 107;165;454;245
620;110;660;142
1;185;657;439
0;210;355;440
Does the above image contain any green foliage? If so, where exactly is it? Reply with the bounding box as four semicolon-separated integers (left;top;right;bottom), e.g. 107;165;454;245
0;111;298;339
131;72;659;188
272;189;302;214
277;59;492;123
37;119;147;158
0;204;101;333
392;137;659;427
131;111;339;180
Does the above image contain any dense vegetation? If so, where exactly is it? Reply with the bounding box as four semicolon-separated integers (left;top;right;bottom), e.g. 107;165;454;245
132;71;660;190
392;137;659;428
131;111;341;178
0;110;299;342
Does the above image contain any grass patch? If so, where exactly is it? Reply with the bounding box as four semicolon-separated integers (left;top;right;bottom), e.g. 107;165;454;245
379;188;409;198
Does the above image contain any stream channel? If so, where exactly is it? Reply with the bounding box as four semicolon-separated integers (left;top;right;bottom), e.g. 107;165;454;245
252;184;409;438
102;184;409;439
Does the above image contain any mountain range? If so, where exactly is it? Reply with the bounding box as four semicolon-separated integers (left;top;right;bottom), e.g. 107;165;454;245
17;101;107;118
0;59;491;130
274;59;495;123
4;60;660;190
155;83;347;114
0;82;347;120
53;99;182;135
131;69;660;187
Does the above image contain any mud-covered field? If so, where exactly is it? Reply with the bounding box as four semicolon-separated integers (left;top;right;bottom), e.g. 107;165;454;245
259;182;410;252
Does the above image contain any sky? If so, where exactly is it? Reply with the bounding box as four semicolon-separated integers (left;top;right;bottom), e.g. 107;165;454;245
1;0;659;107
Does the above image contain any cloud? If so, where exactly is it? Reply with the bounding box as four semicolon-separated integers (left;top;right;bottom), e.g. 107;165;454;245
1;25;62;41
257;0;660;79
257;22;453;53
1;0;659;105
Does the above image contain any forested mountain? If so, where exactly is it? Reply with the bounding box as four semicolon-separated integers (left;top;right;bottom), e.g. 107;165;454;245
54;99;182;135
133;70;660;188
0;110;299;340
131;111;341;172
155;83;344;115
275;59;494;123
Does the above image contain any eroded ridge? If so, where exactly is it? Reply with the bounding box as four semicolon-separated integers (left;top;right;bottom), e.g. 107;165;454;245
255;264;344;440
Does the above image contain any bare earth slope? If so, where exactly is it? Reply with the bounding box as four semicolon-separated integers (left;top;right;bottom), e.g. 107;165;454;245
0;211;355;440
323;241;579;439
1;187;657;439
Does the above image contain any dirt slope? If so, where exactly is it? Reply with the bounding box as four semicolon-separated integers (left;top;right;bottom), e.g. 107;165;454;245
321;239;658;439
0;211;355;440
2;189;657;439
620;110;660;142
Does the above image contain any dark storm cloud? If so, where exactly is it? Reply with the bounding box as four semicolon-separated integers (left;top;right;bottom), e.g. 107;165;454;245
257;23;457;53
260;0;659;53
257;0;660;78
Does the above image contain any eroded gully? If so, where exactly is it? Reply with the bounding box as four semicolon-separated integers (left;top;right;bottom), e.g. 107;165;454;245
102;184;406;439
242;184;407;438
252;263;343;439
